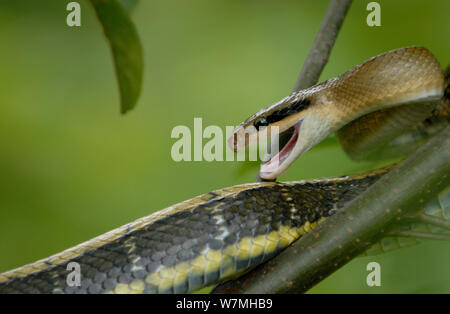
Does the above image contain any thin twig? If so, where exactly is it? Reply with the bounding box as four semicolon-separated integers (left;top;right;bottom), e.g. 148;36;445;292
388;230;450;241
255;0;352;182
408;213;450;231
292;0;352;91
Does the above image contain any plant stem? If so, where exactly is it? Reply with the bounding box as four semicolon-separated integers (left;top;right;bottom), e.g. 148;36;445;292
388;230;450;241
411;213;450;231
292;0;352;91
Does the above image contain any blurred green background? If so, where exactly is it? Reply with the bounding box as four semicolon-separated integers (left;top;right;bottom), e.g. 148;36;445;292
0;0;448;293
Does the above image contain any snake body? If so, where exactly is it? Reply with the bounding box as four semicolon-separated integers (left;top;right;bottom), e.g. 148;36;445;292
0;168;388;294
0;47;448;294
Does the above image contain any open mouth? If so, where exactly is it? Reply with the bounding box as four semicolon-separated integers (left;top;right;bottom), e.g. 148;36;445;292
259;119;303;179
228;106;308;180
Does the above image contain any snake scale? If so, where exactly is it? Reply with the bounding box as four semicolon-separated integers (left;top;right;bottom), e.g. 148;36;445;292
0;47;448;294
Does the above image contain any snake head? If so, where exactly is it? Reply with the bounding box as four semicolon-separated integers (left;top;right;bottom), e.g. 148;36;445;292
228;47;447;180
228;91;332;180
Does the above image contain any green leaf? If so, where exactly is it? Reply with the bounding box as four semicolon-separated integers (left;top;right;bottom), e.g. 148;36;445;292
90;0;143;114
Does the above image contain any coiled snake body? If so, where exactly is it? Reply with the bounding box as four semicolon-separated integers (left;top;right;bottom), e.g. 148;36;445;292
1;47;448;294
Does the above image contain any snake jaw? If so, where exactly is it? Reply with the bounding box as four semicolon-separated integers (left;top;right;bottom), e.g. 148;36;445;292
228;94;318;179
259;121;302;179
228;105;328;181
259;109;337;179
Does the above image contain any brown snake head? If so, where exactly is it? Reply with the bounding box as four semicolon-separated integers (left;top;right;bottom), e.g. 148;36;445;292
228;47;445;180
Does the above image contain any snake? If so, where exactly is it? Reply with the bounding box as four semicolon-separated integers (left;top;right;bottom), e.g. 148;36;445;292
0;47;448;294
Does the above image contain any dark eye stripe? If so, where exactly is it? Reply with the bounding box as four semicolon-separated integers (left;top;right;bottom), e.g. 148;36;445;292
253;98;311;130
254;118;269;130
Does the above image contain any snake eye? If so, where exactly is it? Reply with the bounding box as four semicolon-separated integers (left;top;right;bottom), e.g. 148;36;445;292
254;118;269;130
260;98;312;127
289;98;311;112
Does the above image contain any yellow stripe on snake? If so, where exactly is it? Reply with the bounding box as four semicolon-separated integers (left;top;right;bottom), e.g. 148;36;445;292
0;47;448;294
